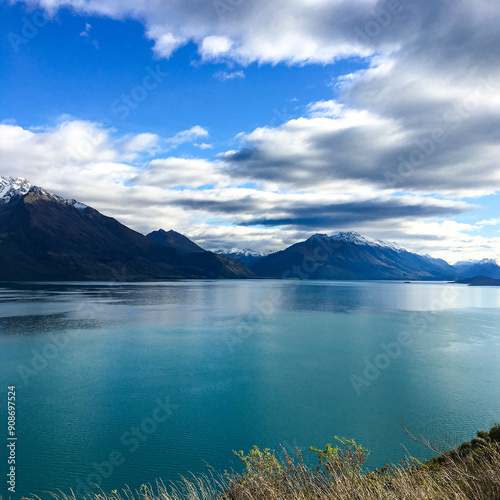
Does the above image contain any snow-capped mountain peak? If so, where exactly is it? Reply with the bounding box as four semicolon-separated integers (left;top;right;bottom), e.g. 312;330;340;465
215;248;272;258
214;248;274;266
0;176;32;203
0;176;88;209
454;258;498;266
332;231;383;246
307;231;408;253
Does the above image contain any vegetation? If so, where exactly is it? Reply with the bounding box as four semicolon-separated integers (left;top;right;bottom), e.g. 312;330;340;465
32;425;500;500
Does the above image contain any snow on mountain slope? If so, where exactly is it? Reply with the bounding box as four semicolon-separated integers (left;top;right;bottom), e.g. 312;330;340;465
0;176;32;203
307;231;409;253
455;258;498;266
215;248;274;266
453;258;500;279
66;199;89;210
0;176;88;209
215;248;273;258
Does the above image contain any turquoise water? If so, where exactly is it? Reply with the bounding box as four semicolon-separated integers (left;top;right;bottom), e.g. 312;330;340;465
0;280;499;499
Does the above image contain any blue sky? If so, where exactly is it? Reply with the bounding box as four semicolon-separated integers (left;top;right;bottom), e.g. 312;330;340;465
0;2;364;152
0;0;499;262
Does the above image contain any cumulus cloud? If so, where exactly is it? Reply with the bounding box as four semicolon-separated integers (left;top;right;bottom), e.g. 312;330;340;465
147;30;185;59
121;133;160;155
10;0;499;68
13;0;382;63
199;36;233;59
477;218;500;227
14;0;500;199
131;157;228;189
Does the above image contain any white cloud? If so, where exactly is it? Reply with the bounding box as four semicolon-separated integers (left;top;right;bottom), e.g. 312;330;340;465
306;100;344;118
199;36;233;60
166;126;209;146
476;218;500;227
12;0;399;64
121;133;160;154
213;70;245;81
222;70;500;197
147;30;186;59
195;143;214;150
79;22;91;37
131;157;228;189
11;0;500;71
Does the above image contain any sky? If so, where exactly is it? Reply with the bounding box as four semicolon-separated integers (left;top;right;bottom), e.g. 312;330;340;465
0;0;499;263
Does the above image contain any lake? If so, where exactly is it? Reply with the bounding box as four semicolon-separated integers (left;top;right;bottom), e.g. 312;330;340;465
0;280;499;499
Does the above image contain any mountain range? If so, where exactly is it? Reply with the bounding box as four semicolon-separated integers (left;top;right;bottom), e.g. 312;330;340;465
220;233;500;282
453;259;500;280
215;248;274;266
1;176;499;282
0;176;253;281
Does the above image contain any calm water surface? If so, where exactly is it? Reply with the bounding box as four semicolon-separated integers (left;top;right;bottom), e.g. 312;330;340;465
0;280;499;498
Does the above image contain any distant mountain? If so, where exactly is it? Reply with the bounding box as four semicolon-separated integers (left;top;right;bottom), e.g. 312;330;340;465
215;248;273;266
0;176;253;281
456;275;500;286
453;259;500;280
147;229;206;254
148;229;254;278
251;231;457;280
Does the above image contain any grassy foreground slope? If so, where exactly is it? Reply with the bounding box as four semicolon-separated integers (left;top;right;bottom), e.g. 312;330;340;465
37;425;500;500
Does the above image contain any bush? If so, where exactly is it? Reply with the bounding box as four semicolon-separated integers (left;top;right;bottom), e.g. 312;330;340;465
476;430;489;440
489;424;500;442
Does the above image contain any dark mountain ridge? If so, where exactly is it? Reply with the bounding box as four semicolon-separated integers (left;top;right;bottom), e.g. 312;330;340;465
250;232;458;281
0;180;253;281
456;275;500;286
147;229;205;254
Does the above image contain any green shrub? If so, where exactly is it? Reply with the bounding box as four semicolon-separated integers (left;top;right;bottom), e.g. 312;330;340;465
470;437;488;449
489;424;500;442
310;437;369;476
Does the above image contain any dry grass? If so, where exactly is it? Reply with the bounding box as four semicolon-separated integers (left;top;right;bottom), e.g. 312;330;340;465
25;427;500;500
